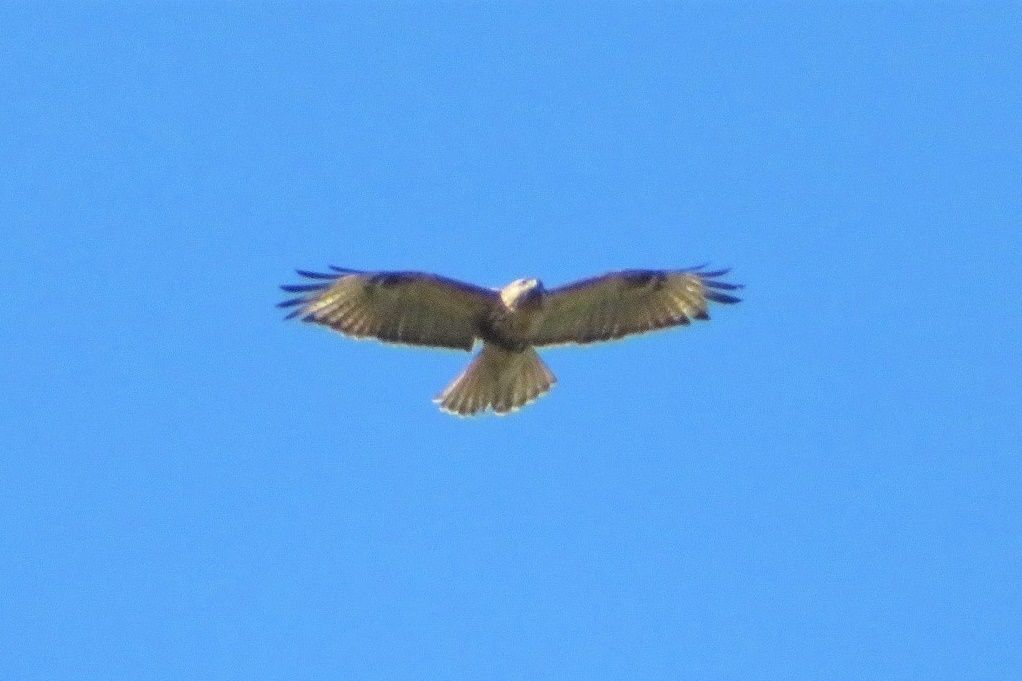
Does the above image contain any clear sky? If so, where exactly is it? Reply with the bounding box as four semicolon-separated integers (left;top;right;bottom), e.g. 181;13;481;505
2;4;1020;680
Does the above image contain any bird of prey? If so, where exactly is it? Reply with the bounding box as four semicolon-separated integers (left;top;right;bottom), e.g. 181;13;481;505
279;265;741;416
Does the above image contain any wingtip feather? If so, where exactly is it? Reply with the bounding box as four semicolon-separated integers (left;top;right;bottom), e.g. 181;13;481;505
280;283;330;293
703;280;744;291
296;269;340;279
277;296;308;308
705;291;742;304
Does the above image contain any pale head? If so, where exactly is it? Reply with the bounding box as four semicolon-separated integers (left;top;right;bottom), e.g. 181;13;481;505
500;277;544;308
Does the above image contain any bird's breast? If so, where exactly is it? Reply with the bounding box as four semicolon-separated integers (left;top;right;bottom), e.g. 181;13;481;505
480;304;543;351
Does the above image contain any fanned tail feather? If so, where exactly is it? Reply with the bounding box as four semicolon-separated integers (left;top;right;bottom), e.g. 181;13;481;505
434;344;556;416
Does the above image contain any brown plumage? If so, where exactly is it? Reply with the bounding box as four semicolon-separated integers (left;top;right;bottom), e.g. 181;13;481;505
279;265;741;416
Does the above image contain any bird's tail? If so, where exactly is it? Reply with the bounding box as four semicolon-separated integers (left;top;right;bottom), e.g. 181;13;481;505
434;343;556;416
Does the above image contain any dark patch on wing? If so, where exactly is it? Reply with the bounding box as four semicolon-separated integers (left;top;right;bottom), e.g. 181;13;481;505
620;270;666;289
369;272;414;287
361;271;498;299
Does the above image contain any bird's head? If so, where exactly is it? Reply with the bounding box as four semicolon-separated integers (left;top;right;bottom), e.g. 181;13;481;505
501;277;545;308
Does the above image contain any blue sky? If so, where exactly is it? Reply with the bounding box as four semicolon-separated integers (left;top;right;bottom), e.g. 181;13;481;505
2;4;1019;680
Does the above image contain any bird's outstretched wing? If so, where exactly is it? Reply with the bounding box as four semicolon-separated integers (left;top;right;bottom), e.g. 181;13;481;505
279;267;499;350
529;266;742;347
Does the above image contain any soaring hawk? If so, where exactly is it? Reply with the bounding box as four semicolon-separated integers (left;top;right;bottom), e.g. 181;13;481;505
279;266;741;416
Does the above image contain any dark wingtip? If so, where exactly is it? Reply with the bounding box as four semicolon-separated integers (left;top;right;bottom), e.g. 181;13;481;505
694;310;710;320
705;291;742;304
280;283;330;293
703;279;744;291
277;296;309;309
296;269;339;280
689;264;743;294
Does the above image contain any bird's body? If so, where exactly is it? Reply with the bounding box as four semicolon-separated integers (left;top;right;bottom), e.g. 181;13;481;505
482;279;546;351
279;266;741;416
